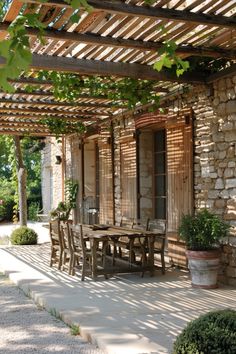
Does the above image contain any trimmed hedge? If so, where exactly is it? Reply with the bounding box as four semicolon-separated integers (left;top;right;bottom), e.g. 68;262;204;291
173;309;236;354
10;226;38;245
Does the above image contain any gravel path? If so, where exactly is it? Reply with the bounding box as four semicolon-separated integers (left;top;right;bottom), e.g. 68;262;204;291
0;274;105;354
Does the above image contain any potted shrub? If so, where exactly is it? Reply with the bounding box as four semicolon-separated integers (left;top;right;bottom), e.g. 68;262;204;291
179;209;230;289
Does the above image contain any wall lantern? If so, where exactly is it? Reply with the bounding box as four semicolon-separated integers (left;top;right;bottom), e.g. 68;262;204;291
55;155;62;165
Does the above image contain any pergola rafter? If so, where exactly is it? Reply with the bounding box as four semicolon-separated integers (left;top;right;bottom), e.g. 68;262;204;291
1;23;235;59
22;0;236;29
0;55;206;83
0;0;235;136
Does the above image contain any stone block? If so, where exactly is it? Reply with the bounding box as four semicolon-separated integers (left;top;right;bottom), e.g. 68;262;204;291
226;101;236;114
228;161;236;168
219;151;226;159
222;122;234;131
219;189;229;199
216;142;228;151
226;78;232;88
227;146;235;158
221;253;229;264
215;199;225;209
208;190;219;199
227;89;236;100
226;199;236;208
226;179;236;189
225;129;236;142
229;188;236;198
226;266;236;278
217;168;223;177
225;210;236;220
217;103;226;115
228;278;236;286
229;254;236;267
212;132;225;142
215;178;224;189
213;97;220;106
224;168;234;178
209;172;218;178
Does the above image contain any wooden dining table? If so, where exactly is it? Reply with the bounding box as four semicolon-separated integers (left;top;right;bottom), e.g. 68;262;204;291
81;224;158;279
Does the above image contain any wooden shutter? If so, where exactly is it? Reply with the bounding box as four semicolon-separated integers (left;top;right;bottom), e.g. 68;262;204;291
120;140;137;219
166;115;193;233
99;142;113;223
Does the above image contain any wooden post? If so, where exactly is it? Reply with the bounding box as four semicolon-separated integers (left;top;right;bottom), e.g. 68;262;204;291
13;136;27;226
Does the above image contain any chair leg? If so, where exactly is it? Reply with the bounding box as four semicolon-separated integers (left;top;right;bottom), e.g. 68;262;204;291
81;258;86;281
161;252;165;274
68;255;74;275
58;250;63;270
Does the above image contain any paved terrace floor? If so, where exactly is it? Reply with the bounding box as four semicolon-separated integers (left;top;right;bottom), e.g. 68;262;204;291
0;224;236;354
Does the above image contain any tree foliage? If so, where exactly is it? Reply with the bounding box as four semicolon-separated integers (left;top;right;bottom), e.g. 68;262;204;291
0;136;43;221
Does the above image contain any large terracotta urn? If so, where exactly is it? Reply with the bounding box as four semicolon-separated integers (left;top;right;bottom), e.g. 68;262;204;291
186;249;220;289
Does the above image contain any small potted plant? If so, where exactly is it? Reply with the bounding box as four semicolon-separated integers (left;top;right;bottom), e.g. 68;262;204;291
179;209;230;289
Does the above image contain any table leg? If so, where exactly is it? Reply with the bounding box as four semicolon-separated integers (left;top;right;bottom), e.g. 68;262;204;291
148;235;155;276
91;239;98;280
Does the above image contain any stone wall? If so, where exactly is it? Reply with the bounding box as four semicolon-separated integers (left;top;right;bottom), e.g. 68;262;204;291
41;137;63;213
179;75;236;284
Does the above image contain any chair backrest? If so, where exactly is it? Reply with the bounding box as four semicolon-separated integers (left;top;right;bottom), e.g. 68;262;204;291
69;224;85;254
147;219;166;234
120;216;134;228
147;219;166;251
132;218;149;231
49;219;62;247
60;221;71;252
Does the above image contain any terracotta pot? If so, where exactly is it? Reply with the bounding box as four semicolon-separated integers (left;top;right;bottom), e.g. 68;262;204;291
186;249;220;289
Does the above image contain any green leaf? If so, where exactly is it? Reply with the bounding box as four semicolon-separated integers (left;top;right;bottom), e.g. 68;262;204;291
70;13;80;23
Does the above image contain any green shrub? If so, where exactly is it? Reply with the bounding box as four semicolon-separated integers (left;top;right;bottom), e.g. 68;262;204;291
173;309;236;354
28;202;40;221
178;209;230;251
10;226;38;245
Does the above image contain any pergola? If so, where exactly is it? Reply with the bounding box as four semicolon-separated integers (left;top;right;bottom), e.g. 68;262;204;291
0;0;235;136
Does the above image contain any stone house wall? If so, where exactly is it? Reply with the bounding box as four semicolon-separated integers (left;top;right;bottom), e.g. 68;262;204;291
42;74;236;285
172;75;236;285
41;137;63;213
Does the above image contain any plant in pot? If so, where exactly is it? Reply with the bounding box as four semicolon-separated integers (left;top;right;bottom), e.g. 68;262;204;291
50;179;78;221
178;209;230;289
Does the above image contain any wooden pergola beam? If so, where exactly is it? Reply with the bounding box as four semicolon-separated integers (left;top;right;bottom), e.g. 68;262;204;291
0;97;123;109
0;130;53;136
22;0;236;29
0;89;130;101
0;114;99;122
10;77;170;93
0;54;205;83
0;107;110;117
0;23;234;59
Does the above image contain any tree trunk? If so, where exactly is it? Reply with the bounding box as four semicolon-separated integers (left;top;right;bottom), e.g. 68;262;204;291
13;136;27;226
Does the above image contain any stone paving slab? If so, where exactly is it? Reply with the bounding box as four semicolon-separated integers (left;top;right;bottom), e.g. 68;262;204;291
0;243;236;354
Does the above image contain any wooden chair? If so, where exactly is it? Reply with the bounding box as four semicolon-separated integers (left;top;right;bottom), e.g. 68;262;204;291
49;219;63;270
129;219;149;271
60;222;74;275
147;219;166;274
69;224;92;280
112;216;134;261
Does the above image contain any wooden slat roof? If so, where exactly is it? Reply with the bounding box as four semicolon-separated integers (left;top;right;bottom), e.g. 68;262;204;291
0;0;235;136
